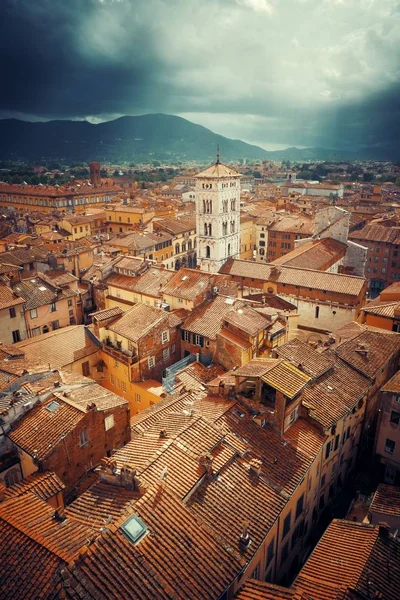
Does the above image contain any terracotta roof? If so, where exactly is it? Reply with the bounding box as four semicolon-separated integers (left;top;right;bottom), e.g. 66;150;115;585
273;238;347;270
236;580;298;600
154;216;196;234
0;492;94;563
12;277;77;309
293;520;400;600
224;304;270;336
53;381;128;411
0;503;65;599
91;306;124;321
381;370;400;392
274;338;335;379
301;352;370;429
9;395;85;461
15;325;100;369
162;268;213;300
234;358;278;378
106;267;175;298
39;269;78;287
195;161;241;179
66;481;140;528
361;301;400;319
335;329;400;380
370;484;400;518
267;215;313;235
108;304;170;342
0;246;49;267
0;181;120;198
188;460;286;563
216;408;313;498
0;283;25;310
183;296;267;340
220;259;366;297
4;471;65;502
350;223;400;244
261;360;311;399
283;417;326;460
64;486;243;600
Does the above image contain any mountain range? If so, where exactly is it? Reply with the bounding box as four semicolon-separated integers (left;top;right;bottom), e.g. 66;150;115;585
0;114;395;163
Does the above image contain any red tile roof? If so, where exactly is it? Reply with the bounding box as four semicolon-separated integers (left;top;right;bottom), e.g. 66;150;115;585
294;519;400;600
274;338;334;379
15;325;100;369
236;580;298;600
188;460;286;562
220;259;366;297
273;238;347;270
4;471;65;502
0;493;94;563
335;329;400;380
370;484;400;518
381;370;400;392
64;487;243;600
0;282;25;310
301;352;370;429
9;395;85;461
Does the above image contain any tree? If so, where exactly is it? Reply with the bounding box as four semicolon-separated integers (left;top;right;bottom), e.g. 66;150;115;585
363;172;374;182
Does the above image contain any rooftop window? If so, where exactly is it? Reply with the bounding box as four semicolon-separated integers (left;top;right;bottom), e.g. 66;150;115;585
120;514;148;544
46;400;60;412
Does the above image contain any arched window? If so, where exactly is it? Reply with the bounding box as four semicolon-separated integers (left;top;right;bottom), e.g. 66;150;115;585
206;246;211;258
182;242;186;253
222;222;228;236
231;221;235;233
188;240;192;251
175;243;180;254
203;199;206;213
208;223;212;236
204;223;208;235
231;199;236;211
228;243;231;256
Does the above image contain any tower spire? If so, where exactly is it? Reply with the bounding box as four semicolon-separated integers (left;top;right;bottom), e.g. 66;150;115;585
216;144;220;164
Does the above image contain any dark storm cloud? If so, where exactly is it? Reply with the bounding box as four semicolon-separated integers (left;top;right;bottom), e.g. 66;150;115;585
0;0;399;151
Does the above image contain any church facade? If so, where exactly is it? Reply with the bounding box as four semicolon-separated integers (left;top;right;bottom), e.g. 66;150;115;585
195;159;241;273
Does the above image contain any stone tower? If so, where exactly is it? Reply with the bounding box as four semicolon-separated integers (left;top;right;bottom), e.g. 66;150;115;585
89;162;101;187
195;156;241;273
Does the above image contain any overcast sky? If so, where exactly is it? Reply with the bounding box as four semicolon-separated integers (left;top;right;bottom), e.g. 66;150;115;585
1;0;399;151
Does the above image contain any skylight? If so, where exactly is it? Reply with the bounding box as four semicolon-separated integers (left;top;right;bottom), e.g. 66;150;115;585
39;286;47;291
120;514;148;544
46;400;60;412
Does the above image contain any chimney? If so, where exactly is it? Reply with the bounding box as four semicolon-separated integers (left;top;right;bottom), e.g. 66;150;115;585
159;429;167;439
378;523;390;538
355;342;369;357
199;453;214;477
249;458;262;476
239;520;251;549
269;265;281;280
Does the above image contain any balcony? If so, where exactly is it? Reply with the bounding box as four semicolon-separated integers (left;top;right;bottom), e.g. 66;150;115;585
102;339;138;366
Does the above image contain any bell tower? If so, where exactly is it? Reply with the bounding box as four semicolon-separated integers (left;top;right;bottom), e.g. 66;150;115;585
195;155;241;273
